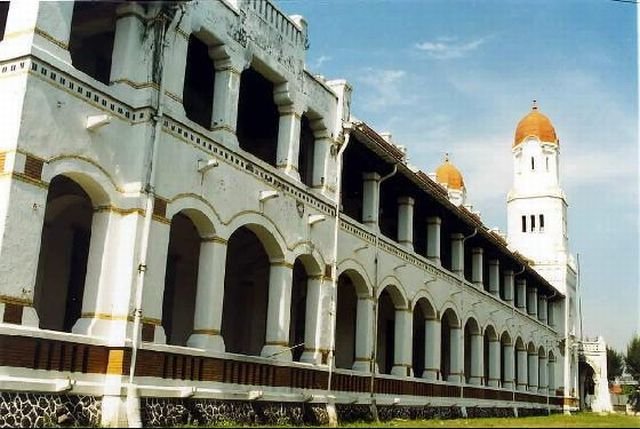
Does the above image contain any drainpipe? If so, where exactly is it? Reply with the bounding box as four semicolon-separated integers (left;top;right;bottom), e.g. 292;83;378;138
327;122;353;397
126;4;183;427
368;162;398;419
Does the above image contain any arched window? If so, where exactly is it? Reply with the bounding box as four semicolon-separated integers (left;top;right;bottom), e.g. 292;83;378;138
531;157;535;171
545;157;549;172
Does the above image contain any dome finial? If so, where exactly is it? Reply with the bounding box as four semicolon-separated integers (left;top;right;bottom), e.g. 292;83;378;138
444;152;449;162
532;99;538;110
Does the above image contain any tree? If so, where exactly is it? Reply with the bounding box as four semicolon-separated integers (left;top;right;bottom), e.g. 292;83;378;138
626;335;640;381
607;346;624;381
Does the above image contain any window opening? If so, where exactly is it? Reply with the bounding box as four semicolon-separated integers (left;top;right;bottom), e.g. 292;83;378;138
183;35;215;129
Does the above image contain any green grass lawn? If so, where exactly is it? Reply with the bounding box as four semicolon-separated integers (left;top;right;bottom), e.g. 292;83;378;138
342;412;640;428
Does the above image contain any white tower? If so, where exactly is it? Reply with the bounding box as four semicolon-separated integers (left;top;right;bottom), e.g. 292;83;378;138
507;101;579;401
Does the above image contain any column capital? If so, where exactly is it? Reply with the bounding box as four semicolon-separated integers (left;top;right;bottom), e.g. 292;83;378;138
362;171;381;182
451;232;464;240
489;259;500;266
472;247;484;255
427;216;442;225
397;196;415;206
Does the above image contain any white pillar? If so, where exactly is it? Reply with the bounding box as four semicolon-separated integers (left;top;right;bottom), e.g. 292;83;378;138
451;233;464;275
469;332;483;385
503;269;514;305
516;278;527;310
528;351;539;392
548;300;556;327
73;210;141;342
488;259;500;296
352;297;374;372
275;97;303;180
517;348;528;391
539;355;548;392
471;247;484;288
210;56;242;147
488;339;501;388
163;31;189;115
527;287;538;317
110;3;148;86
300;275;324;364
448;326;463;384
503;343;515;390
426;216;441;265
261;262;293;361
538;296;547;323
362;172;381;231
187;239;227;351
423;318;440;380
397;197;415;251
391;308;413;377
311;130;333;197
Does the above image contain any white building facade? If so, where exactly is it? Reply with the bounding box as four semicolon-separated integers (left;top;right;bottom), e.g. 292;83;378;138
0;1;578;427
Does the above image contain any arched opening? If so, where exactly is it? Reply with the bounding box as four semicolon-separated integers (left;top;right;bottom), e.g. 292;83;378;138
440;308;460;382
500;331;513;389
298;114;316;187
221;226;270;355
335;272;359;369
527;341;538;391
289;259;308;362
183;34;215;129
515;337;527;391
34;176;93;332
464;318;481;384
161;213;200;346
376;288;396;375
548;351;556;394
412;298;435;378
0;1;9;41
236;67;279;166
484;325;498;386
69;2;117;84
579;361;596;410
538;346;547;392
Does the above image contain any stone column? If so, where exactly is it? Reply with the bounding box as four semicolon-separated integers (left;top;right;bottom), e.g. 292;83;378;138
73;210;141;342
423;317;441;380
210;55;243;147
469;332;484;385
300;275;324;364
352;297;375;372
528;351;539;392
448;326;463;384
397;197;415;251
261;262;293;361
538;296;547;323
140;220;171;344
503;343;515;390
110;3;147;86
517;348;528;391
527;287;538;317
471;247;484;288
426;216;441;265
275;103;302;180
311;129;333;196
488;259;500;296
187;239;227;351
362;172;381;231
488;339;501;388
451;233;464;276
503;269;514;305
391;308;413;377
539;355;548;392
516;278;527;310
548;301;555;327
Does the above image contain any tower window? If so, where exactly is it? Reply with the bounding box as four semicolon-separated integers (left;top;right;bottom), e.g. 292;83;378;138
0;2;9;42
531;157;535;171
530;215;536;232
539;214;545;232
546;157;549;172
521;215;526;233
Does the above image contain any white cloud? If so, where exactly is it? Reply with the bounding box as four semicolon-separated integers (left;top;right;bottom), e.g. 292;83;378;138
311;55;331;69
356;68;419;111
415;36;488;59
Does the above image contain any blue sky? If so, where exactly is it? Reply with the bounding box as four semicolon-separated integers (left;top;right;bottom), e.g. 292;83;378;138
280;0;639;351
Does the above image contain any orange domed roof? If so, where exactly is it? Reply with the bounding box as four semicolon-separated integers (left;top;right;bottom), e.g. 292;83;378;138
514;102;558;147
436;156;464;190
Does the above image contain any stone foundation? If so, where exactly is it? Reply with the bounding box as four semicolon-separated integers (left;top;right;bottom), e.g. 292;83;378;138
0;392;100;428
141;398;328;427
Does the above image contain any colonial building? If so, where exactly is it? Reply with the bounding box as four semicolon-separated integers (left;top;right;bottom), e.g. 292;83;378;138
0;1;582;427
